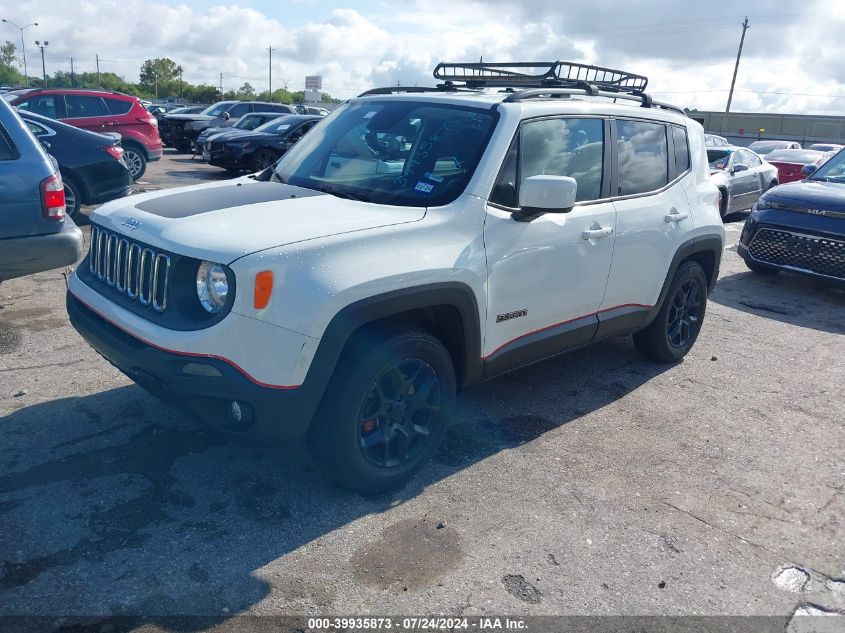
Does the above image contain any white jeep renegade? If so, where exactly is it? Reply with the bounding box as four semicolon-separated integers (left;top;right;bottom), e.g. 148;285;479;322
68;62;724;492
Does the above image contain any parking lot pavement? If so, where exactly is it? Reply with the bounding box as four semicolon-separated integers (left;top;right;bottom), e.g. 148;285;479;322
1;152;844;622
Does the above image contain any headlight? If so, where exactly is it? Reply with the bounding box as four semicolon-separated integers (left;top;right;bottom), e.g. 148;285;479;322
196;261;229;313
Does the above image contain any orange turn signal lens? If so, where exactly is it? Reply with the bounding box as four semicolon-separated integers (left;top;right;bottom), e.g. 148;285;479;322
254;271;274;309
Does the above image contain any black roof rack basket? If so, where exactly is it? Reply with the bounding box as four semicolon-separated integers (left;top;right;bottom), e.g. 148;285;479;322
433;61;648;93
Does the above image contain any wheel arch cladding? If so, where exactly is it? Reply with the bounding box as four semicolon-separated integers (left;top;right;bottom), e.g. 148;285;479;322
646;236;722;327
302;283;483;424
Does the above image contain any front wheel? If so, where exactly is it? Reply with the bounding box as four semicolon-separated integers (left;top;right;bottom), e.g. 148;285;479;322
251;149;278;172
634;261;708;363
308;327;456;493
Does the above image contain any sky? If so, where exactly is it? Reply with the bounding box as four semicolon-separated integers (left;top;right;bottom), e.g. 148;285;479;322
3;0;845;114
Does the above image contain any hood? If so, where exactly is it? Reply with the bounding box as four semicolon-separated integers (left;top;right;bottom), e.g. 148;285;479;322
763;179;845;213
90;180;426;263
198;126;229;138
164;113;214;123
218;131;279;143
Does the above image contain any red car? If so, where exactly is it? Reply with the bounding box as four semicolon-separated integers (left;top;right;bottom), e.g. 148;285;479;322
10;89;162;180
764;148;829;184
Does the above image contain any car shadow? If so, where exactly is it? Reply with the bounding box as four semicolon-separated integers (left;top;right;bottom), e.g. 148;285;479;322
0;336;670;625
711;268;845;334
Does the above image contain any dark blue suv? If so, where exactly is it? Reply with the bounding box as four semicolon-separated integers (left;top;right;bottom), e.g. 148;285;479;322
738;148;845;286
0;97;83;283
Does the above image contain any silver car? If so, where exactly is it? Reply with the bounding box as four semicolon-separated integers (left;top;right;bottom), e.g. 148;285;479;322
708;147;779;218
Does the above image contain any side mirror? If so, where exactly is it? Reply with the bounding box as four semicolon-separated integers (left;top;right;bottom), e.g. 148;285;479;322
221;111;230;120
518;175;577;213
801;164;818;177
732;164;749;173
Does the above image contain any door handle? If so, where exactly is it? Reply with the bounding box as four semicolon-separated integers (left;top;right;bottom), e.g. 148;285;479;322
664;209;690;223
581;227;613;240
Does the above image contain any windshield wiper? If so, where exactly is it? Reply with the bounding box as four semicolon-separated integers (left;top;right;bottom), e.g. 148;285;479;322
309;184;371;202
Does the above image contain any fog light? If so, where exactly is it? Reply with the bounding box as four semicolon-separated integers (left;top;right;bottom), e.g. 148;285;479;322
182;362;222;377
229;400;243;422
228;400;254;426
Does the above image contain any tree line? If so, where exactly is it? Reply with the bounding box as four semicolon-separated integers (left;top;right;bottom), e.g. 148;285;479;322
1;44;340;104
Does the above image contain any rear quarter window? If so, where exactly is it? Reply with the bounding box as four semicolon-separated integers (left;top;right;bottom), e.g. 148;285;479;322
0;123;19;160
105;98;133;115
672;126;690;174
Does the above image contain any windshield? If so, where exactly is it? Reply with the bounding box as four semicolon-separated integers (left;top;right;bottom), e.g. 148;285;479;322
272;100;497;207
202;102;235;117
234;115;262;130
765;150;821;164
749;141;787;155
707;149;732;170
255;116;298;135
808;149;845;183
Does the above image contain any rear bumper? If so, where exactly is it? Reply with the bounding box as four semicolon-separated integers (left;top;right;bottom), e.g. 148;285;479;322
0;218;84;282
66;291;318;439
147;148;163;162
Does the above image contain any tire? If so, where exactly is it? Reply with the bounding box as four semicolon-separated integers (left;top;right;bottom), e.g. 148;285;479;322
718;188;729;219
174;137;192;154
250;148;278;172
744;258;779;275
122;144;147;181
63;176;82;221
633;261;708;363
307;326;456;493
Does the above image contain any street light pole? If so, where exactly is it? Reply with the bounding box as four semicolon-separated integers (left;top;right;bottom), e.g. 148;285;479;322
2;19;38;87
267;46;275;100
34;39;48;87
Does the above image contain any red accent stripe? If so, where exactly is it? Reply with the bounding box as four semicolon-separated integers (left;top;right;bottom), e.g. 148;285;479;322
482;303;652;360
72;293;301;390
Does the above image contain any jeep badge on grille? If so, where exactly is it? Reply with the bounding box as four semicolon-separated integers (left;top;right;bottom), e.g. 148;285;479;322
121;218;141;231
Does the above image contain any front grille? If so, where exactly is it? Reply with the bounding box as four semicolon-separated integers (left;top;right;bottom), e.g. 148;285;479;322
748;228;845;280
87;225;171;312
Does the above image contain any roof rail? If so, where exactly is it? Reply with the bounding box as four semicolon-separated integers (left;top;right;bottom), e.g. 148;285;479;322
501;87;685;115
432;61;648;92
358;84;475;97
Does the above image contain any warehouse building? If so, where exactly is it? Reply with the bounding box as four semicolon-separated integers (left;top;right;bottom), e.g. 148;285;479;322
687;110;845;147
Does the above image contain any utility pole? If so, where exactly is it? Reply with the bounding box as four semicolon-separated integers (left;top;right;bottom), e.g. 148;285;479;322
69;57;74;87
179;66;183;101
219;72;223;97
34;39;47;86
95;53;100;88
725;17;749;115
267;46;275;100
2;19;38;87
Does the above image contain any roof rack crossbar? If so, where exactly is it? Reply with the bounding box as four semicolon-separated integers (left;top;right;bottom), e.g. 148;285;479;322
433;61;648;92
502;88;685;116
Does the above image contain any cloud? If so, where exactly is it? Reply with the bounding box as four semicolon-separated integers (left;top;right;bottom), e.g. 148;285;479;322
4;0;844;113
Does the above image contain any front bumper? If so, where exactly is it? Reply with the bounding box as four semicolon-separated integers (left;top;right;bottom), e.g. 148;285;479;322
67;291;319;439
739;209;845;285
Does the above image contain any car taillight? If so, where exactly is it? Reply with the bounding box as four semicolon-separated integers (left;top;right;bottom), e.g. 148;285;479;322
103;145;125;161
137;116;157;126
40;172;66;221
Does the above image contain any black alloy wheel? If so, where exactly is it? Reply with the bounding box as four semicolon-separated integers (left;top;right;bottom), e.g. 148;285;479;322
666;278;703;349
357;358;441;469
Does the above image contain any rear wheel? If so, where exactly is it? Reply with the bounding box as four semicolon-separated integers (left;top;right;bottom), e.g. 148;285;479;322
634;261;708;363
63;176;82;221
122;144;147;180
308;327;456;493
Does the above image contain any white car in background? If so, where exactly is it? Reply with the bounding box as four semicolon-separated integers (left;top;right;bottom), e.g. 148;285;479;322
708;146;778;218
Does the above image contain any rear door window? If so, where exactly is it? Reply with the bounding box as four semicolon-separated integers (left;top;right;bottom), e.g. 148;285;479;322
105;98;133;115
65;95;108;118
616;119;669;196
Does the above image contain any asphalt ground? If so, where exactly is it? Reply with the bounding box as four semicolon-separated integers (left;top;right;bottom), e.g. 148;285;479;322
1;150;843;629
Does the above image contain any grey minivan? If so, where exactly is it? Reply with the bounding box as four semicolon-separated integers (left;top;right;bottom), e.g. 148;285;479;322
0;97;83;283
